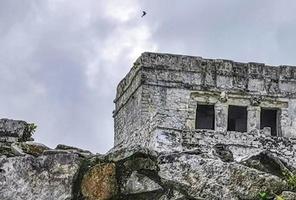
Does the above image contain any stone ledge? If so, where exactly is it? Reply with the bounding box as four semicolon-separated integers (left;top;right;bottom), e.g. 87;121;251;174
0;118;35;142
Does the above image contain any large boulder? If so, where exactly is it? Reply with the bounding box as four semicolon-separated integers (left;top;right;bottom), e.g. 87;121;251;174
158;153;290;199
107;146;296;200
0;153;81;200
0;118;36;142
81;162;118;200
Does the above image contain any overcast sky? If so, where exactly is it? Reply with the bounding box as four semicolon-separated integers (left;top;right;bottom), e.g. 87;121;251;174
1;1;296;153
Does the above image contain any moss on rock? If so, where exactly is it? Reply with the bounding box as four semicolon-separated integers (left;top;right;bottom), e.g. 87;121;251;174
81;162;118;200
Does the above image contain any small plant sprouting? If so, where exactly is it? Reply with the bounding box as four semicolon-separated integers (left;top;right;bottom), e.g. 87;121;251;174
258;192;268;200
26;123;37;135
283;170;296;190
19;123;38;142
258;192;286;200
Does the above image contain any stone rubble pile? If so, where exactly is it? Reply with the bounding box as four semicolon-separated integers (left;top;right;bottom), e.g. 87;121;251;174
1;119;296;200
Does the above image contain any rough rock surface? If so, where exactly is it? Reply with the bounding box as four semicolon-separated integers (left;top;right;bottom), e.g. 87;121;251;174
0;118;35;142
0;153;81;200
122;171;162;194
2;120;296;200
280;191;296;200
0;119;87;200
81;163;118;200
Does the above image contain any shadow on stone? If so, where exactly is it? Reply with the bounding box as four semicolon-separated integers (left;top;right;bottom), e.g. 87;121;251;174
240;151;291;178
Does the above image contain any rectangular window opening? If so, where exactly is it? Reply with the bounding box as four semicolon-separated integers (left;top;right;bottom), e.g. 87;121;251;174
260;108;278;136
227;105;247;132
195;104;215;130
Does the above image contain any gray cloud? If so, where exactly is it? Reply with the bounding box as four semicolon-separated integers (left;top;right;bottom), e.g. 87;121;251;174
140;0;296;65
1;0;296;153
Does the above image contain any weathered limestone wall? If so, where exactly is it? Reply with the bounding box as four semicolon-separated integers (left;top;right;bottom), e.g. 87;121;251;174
114;52;296;149
113;86;143;145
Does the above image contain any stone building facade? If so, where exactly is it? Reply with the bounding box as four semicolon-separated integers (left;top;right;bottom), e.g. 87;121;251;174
113;52;296;152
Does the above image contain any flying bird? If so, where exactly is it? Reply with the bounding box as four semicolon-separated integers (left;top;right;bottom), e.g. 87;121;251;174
141;11;147;17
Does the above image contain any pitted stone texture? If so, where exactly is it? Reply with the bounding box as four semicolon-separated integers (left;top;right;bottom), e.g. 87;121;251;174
181;129;296;165
15;141;50;156
212;143;234;162
107;145;158;162
159;190;186;200
280;191;296;200
149;129;183;153
240;151;292;178
0;153;81;200
81;162;118;200
157;153;290;200
122;171;162;194
55;144;93;157
0;119;30;140
1;141;50;158
107;146;296;199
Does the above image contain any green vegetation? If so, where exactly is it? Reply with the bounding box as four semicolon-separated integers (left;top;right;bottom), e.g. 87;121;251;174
283;170;296;190
275;195;285;200
26;123;37;135
19;123;37;142
258;192;268;200
257;164;296;199
258;192;285;200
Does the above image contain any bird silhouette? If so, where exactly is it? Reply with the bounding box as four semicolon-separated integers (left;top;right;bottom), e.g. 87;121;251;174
141;11;147;17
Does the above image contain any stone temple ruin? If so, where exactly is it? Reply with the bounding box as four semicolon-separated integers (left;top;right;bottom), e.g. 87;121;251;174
3;52;296;200
114;52;296;155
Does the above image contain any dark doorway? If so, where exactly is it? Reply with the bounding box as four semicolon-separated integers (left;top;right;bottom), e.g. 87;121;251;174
260;108;278;136
195;104;215;130
227;105;247;132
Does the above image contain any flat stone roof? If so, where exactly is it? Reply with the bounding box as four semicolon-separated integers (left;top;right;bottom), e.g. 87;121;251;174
115;52;296;103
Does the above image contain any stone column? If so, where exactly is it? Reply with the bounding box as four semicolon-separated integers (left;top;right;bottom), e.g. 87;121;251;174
279;108;289;137
247;106;260;132
215;103;228;132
